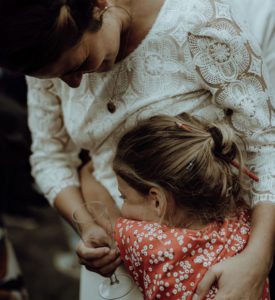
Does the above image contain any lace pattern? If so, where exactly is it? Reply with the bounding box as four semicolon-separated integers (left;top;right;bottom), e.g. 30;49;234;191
27;0;275;205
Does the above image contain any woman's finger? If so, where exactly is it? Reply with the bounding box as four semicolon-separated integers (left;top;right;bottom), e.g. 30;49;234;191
83;255;122;277
97;256;123;276
192;267;220;300
90;249;119;268
76;243;110;260
78;249;119;268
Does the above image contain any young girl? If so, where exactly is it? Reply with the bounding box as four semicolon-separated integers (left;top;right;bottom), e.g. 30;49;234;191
111;113;270;300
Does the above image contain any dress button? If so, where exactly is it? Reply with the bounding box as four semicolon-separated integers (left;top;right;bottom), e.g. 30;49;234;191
107;100;116;113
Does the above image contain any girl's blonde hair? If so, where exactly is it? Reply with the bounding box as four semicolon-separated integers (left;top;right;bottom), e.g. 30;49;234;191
113;113;248;224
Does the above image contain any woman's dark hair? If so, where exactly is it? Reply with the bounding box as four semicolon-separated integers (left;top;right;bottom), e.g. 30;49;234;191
0;0;102;74
113;113;249;224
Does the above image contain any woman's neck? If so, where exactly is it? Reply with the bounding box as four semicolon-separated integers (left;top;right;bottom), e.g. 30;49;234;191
117;0;165;60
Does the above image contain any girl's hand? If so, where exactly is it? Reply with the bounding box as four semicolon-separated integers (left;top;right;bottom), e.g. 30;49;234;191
192;248;270;300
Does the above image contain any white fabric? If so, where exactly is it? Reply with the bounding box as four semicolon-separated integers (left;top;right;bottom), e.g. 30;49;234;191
26;0;275;299
80;265;143;300
27;0;275;209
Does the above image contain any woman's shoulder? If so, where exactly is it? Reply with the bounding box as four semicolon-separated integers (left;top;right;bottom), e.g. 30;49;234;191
160;0;214;26
26;76;61;92
154;0;245;40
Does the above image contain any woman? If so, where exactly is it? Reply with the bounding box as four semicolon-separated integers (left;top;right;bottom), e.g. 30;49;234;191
0;0;274;299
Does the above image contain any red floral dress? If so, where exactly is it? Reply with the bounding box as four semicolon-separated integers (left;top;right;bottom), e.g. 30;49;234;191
115;208;270;300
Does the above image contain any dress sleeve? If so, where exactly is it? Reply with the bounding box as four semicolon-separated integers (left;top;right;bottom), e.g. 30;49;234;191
26;76;81;205
187;0;275;205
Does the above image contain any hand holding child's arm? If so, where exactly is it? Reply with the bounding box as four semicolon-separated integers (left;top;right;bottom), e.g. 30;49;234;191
75;226;121;277
193;202;275;300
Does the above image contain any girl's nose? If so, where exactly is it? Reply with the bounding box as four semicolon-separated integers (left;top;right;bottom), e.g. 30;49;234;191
61;72;83;88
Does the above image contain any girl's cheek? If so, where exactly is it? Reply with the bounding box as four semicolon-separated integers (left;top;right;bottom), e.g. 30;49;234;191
121;204;130;218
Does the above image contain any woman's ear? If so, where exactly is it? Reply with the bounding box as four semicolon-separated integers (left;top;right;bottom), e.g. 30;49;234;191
93;0;109;20
94;0;109;10
148;187;167;220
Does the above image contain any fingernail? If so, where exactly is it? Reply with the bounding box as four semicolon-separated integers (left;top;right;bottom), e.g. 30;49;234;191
192;294;198;300
104;248;110;254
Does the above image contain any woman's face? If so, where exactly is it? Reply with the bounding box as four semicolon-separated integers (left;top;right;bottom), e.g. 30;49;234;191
117;176;160;222
35;23;121;88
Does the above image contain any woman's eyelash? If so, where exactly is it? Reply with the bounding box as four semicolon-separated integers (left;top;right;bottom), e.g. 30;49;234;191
77;58;89;72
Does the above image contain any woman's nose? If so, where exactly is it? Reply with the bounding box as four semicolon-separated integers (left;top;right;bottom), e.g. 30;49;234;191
61;72;83;88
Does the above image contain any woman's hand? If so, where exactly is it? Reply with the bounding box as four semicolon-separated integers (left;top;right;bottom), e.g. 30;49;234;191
193;202;275;300
75;223;122;277
192;249;269;300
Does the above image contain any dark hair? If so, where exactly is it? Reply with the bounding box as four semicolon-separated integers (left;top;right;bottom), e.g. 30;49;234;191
0;0;102;74
113;113;249;224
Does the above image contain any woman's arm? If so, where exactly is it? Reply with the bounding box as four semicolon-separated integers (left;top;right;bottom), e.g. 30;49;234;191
193;203;275;300
54;183;122;277
27;76;121;276
186;1;275;298
27;76;81;205
79;160;121;229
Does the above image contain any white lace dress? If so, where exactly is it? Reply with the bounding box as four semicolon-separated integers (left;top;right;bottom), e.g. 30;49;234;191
27;0;275;209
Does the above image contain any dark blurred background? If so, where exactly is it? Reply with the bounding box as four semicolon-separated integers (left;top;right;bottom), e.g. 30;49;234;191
0;69;79;300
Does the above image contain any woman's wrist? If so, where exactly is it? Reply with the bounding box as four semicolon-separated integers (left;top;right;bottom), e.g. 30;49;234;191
243;237;273;276
54;185;87;227
245;202;275;272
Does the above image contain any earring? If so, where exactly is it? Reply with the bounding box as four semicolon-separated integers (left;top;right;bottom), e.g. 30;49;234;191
102;6;109;15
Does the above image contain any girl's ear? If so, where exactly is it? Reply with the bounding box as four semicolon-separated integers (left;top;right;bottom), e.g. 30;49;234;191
148;187;167;220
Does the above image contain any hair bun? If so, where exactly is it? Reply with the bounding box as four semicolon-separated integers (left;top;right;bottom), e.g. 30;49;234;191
208;125;237;162
208;126;223;152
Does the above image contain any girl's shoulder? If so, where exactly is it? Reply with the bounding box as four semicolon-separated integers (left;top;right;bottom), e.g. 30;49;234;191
115;207;251;251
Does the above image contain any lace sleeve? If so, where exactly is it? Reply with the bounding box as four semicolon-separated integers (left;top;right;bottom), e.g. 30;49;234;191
26;76;81;205
187;0;275;205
